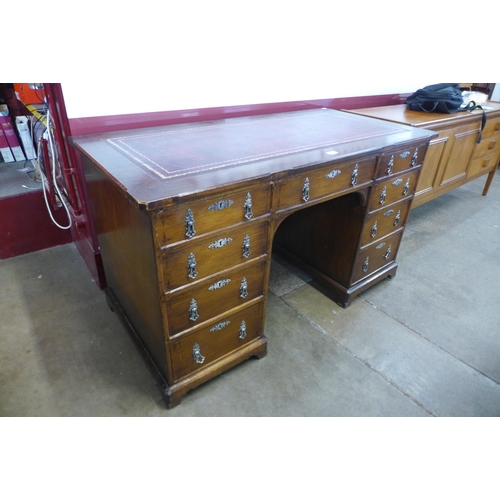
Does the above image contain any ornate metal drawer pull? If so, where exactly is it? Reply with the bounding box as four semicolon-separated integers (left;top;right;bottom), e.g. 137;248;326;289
240;277;248;298
189;298;199;322
187;253;198;279
351;164;359;186
400;151;411;159
380;186;387;205
208;279;231;291
208;199;233;211
394;210;401;226
376;242;386;250
210;320;230;332
384;244;392;260
244;192;253;220
363;257;369;273
403;178;410;196
208;237;233;249
192;343;205;364
302;177;310;202
387;155;394;175
239;321;247;339
392;178;403;186
384;209;394;217
411;148;419;167
185;209;196;238
371;221;377;238
242;234;251;258
325;169;341;179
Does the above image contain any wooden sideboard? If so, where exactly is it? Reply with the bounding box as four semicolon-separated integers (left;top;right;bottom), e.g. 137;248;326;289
346;102;500;208
71;109;436;408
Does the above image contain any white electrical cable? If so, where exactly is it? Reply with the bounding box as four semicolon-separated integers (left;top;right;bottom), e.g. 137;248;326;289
38;108;72;230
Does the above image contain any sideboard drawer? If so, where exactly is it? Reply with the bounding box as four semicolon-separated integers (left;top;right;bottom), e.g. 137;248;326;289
369;169;419;212
169;301;264;381
164;258;267;336
360;198;412;248
481;117;500;139
467;150;500;178
376;144;426;178
472;136;500;160
160;219;269;291
352;230;403;284
276;157;376;210
155;184;272;247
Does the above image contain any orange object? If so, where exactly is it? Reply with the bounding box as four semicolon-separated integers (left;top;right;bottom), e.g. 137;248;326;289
13;83;45;104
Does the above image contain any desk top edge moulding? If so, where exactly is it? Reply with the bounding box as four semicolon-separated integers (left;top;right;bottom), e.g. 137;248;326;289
71;108;437;408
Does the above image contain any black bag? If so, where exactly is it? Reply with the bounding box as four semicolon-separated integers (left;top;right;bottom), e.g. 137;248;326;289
405;83;464;113
406;83;486;142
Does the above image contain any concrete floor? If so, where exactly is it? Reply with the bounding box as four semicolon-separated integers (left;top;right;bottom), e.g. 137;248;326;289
1;172;499;417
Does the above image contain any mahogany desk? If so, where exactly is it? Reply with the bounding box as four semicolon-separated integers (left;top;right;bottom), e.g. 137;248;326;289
71;109;436;408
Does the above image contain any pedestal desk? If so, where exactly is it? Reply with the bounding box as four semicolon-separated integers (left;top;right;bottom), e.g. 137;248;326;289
71;109;436;408
346;102;500;208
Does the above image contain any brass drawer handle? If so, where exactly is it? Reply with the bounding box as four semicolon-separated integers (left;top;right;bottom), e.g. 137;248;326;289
239;321;247;339
380;186;387;205
394;210;401;226
483;158;491;168
411;148;419;167
351;164;359;186
363;257;369;273
192;343;205;364
383;244;392;260
403;178;410;196
240;277;248;298
185;209;196;238
187;253;198;279
302;177;310;202
489;140;497;150
387;155;394;175
244;193;253;220
242;234;251;258
189;298;199;322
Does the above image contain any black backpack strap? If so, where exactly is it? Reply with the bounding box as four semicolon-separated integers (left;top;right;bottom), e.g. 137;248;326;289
462;101;486;143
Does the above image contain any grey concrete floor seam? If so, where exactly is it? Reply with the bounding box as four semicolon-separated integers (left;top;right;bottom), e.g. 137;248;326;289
278;294;437;416
359;295;500;387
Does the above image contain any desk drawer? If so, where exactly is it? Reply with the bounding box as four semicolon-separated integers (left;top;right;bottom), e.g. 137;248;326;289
154;185;271;246
369;169;419;212
160;219;269;291
360;198;412;248
164;258;267;336
481;117;500;139
352;230;403;284
276;158;376;210
376;144;426;178
169;301;264;381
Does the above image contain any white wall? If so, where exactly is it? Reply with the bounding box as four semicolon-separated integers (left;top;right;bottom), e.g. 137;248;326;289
56;2;490;119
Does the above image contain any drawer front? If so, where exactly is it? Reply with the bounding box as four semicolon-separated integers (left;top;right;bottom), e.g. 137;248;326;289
160;219;269;291
472;136;500;160
169;301;264;381
164;258;267;336
352;230;404;284
360;198;412;248
369;169;419;212
276;158;376;210
154;185;272;247
376;144;426;178
481;116;500;139
468;149;500;178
